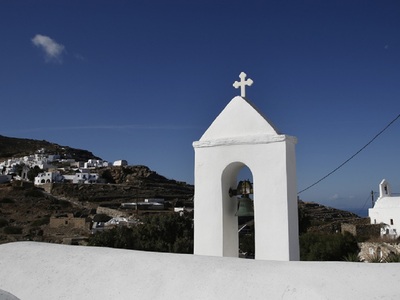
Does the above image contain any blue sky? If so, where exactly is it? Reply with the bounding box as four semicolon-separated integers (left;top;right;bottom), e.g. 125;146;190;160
1;0;400;215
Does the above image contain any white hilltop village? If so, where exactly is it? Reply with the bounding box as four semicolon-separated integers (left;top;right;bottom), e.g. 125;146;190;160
0;149;128;185
1;73;400;299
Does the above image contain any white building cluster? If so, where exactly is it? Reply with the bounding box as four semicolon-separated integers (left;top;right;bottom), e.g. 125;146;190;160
0;151;55;175
0;147;127;186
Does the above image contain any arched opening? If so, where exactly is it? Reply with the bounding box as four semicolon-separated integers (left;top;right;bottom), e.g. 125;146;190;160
221;162;255;258
237;166;254;259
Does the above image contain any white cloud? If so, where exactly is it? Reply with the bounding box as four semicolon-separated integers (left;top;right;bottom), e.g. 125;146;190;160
329;193;339;200
31;34;65;63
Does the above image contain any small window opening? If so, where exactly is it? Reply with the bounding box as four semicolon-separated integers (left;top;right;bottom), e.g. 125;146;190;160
390;219;394;225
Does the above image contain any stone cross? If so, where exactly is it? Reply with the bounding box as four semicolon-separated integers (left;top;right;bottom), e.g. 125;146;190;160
233;72;253;97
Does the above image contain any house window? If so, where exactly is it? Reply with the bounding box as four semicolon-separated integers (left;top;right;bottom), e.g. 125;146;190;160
65;220;68;225
390;219;394;225
374;219;376;224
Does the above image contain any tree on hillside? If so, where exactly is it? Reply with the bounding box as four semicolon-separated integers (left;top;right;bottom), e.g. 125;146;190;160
27;166;42;182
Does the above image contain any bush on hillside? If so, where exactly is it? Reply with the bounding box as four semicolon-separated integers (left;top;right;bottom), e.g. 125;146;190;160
24;189;43;198
31;216;50;227
89;212;194;254
27;166;43;182
300;231;359;261
0;197;15;203
3;226;23;234
0;218;8;228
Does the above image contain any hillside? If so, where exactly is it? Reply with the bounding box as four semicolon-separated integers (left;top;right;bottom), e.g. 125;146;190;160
50;165;194;202
0;135;100;161
298;200;363;233
0;134;364;247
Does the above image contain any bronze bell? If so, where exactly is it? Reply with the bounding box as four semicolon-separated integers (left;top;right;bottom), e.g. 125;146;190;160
235;195;254;217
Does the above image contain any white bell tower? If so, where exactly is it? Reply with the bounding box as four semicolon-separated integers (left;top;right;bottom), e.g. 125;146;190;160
193;72;299;261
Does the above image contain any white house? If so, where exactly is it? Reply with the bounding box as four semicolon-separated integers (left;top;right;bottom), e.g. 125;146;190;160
369;179;400;238
63;172;99;184
34;172;64;185
113;160;128;166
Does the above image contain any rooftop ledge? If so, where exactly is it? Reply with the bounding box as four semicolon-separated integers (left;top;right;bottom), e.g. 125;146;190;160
193;134;297;148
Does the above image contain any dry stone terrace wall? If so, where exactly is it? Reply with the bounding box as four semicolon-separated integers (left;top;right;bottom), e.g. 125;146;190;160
49;182;193;203
96;206;127;218
49;183;139;202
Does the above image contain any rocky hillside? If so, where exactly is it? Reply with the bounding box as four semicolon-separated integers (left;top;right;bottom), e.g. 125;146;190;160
0;135;100;161
298;200;364;233
0;181;76;244
299;200;360;222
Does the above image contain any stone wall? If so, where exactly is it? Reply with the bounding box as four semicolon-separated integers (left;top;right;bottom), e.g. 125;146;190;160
96;206;127;218
341;223;381;240
49;214;90;230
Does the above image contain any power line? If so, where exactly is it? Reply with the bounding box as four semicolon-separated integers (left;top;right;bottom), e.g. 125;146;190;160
298;113;400;194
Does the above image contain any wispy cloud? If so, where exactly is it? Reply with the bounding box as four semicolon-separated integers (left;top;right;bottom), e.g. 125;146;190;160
329;193;340;200
74;53;85;61
31;34;65;63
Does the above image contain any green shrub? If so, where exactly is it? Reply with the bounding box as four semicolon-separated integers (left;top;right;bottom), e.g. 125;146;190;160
27;166;43;182
343;252;360;262
368;254;383;263
24;189;43;198
384;253;400;263
300;232;359;261
89;212;194;254
0;197;15;203
31;216;50;227
3;226;23;234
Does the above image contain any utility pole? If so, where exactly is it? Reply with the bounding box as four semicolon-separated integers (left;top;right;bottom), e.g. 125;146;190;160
371;190;374;207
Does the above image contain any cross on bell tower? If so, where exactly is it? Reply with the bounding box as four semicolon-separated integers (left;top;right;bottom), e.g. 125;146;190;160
233;72;253;97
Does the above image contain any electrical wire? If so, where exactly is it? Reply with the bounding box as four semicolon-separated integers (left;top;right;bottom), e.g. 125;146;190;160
298;113;400;194
360;192;373;211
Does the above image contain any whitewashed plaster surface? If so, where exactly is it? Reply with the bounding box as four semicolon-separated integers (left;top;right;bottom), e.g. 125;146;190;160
193;96;298;260
1;242;400;300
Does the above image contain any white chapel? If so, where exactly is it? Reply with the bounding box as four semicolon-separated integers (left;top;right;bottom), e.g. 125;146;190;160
369;179;400;238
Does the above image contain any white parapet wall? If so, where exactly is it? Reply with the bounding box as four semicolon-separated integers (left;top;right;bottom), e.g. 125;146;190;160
0;242;400;300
